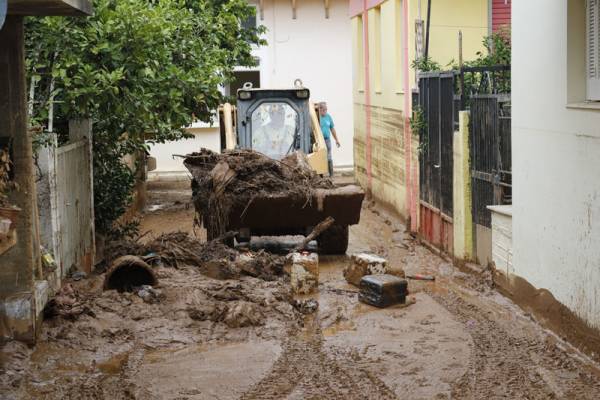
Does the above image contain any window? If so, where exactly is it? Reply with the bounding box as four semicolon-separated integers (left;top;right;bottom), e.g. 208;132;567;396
250;102;298;160
394;0;404;92
356;15;365;91
373;6;382;93
242;6;257;31
226;70;260;97
588;0;600;100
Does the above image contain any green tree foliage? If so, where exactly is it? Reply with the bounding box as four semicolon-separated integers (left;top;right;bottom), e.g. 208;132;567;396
460;28;511;94
413;28;511;73
411;55;441;73
470;28;511;67
25;0;265;234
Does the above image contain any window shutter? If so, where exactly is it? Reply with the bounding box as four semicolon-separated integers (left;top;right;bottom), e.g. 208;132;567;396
588;0;600;100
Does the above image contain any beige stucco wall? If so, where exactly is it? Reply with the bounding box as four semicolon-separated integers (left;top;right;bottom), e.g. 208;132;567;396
351;0;488;218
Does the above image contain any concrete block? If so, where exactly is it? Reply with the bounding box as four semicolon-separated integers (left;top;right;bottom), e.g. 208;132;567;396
291;264;318;294
34;280;50;318
0;293;35;343
345;253;389;286
290;252;318;277
288;252;318;294
357;253;388;274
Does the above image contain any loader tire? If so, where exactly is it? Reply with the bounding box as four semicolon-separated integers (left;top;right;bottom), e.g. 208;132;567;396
317;225;349;255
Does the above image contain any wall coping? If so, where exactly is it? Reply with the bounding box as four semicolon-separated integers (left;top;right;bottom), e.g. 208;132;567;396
487;204;512;217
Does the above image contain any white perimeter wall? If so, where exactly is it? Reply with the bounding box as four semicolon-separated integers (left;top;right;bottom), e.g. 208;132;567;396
149;126;220;174
512;0;600;329
253;0;354;166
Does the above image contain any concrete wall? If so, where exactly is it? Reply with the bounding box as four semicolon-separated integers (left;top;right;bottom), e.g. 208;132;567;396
0;16;40;343
512;0;600;329
149;126;220;176
351;0;488;219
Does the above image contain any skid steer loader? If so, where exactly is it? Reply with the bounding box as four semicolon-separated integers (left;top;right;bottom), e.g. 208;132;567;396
215;80;364;254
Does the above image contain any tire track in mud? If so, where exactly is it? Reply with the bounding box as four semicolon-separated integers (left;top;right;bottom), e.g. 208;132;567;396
240;317;397;400
430;290;600;399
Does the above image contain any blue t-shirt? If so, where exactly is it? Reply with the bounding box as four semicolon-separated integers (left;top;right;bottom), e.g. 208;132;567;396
320;113;334;139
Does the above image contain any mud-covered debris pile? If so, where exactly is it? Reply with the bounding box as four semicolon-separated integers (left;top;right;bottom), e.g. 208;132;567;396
183;149;334;237
107;231;238;268
107;231;287;282
43;283;94;320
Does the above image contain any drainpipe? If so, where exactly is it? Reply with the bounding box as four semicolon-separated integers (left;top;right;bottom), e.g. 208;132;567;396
404;0;417;232
424;0;432;60
363;0;372;192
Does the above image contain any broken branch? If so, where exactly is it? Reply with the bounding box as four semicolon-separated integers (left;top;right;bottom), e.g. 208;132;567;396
292;216;335;252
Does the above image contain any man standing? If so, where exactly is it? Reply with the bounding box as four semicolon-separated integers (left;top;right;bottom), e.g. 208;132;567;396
318;102;340;177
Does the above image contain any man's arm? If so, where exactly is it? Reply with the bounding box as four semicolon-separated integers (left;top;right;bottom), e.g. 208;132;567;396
331;127;341;147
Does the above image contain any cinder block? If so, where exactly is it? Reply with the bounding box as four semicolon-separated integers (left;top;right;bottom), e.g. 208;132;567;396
288;252;318;294
354;253;388;273
345;253;388;286
290;252;318;277
0;293;35;343
290;265;318;294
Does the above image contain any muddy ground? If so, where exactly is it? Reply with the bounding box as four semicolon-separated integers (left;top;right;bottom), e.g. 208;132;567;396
2;179;600;399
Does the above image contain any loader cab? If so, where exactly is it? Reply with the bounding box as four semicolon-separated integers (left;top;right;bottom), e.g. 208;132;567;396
236;83;312;160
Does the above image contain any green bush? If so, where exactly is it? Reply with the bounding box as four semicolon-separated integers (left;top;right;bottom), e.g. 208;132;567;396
26;0;265;234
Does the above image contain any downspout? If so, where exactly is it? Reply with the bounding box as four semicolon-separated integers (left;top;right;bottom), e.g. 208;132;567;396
424;0;431;59
403;0;417;231
363;0;372;191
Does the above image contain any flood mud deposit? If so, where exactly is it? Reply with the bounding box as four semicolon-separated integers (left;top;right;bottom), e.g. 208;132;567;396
2;184;600;399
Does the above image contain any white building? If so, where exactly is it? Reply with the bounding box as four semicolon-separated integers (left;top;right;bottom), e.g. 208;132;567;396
149;0;354;178
510;0;600;330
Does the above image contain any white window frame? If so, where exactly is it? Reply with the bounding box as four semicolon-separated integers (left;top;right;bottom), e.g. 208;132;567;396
587;0;600;100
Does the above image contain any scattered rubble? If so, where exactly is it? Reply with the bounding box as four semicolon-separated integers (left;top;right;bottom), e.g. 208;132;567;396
135;285;163;304
235;250;286;280
43;283;93;320
291;298;319;314
109;231;238;267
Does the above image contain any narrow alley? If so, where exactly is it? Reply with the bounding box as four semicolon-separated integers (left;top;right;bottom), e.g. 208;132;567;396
2;1;600;399
2;180;600;400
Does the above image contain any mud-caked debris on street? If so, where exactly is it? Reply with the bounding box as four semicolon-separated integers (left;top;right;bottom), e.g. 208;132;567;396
2;179;600;400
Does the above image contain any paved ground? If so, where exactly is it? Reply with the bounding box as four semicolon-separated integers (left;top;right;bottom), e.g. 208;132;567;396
1;181;600;399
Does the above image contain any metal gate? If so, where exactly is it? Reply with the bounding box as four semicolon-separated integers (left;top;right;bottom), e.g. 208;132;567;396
417;72;455;253
55;138;95;274
469;95;512;228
